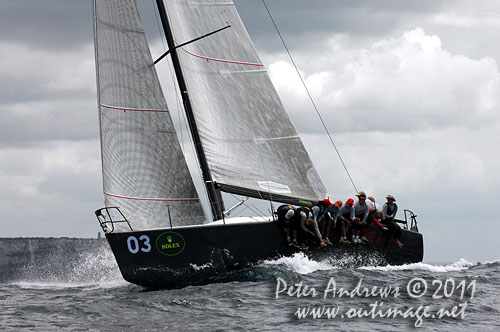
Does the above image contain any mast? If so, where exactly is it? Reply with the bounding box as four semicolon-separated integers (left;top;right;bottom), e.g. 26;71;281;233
155;0;224;221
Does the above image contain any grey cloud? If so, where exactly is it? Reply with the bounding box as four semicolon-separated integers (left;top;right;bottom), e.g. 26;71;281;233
0;1;159;51
0;100;99;147
0;0;465;54
0;79;93;104
1;1;92;50
235;0;453;52
2;0;500;263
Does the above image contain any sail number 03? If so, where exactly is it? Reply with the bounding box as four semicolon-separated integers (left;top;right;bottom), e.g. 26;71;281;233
127;235;151;254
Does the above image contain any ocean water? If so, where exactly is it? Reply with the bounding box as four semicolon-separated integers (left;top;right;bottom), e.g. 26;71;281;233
1;249;499;331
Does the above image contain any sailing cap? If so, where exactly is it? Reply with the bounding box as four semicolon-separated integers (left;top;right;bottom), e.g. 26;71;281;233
322;198;332;206
386;194;396;201
355;190;367;197
346;198;354;204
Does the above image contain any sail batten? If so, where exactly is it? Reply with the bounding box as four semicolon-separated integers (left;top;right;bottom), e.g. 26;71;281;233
99;103;170;113
94;0;206;229
163;0;328;204
177;44;264;67
104;192;200;202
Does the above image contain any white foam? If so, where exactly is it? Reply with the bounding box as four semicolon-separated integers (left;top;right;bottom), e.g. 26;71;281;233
11;279;129;290
359;258;474;273
263;252;336;274
190;262;213;271
12;244;125;288
481;258;500;265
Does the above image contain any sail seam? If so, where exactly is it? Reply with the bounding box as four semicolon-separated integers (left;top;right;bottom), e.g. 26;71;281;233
104;192;200;202
99;103;169;113
254;135;300;142
222;69;267;74
176;0;234;6
178;43;263;67
193;135;300;143
189;2;234;5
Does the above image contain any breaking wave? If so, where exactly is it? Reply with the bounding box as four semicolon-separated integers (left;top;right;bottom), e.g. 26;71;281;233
263;252;335;274
10;279;128;290
7;242;125;288
359;258;474;273
261;254;492;275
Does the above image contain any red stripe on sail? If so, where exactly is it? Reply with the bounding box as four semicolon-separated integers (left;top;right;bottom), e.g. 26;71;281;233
99;104;169;113
178;44;264;67
104;192;199;202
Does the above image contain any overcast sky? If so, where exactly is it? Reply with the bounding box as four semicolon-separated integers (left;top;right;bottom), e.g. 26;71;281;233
1;0;500;263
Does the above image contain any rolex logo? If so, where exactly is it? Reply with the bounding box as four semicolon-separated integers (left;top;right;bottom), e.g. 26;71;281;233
157;232;185;256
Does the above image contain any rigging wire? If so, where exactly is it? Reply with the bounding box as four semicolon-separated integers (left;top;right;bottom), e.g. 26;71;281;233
229;194;269;219
256;143;275;216
261;0;358;193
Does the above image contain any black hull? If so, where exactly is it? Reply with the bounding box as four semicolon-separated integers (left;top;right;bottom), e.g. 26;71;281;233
105;221;423;288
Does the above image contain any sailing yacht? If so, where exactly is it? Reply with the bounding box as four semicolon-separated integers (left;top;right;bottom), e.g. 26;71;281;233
93;0;423;288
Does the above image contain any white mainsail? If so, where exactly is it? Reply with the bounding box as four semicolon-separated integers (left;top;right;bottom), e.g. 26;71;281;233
163;0;328;205
93;0;206;229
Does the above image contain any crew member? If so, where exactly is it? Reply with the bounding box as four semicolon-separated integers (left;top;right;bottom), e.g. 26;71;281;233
276;204;298;246
382;194;403;248
311;198;332;245
353;191;369;243
366;196;382;212
297;206;325;247
382;195;398;222
337;198;355;244
323;200;342;245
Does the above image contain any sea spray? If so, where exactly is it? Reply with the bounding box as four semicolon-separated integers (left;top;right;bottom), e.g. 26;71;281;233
263;252;334;274
358;258;474;273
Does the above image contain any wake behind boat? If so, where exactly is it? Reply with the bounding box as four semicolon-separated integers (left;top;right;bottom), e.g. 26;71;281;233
92;0;423;288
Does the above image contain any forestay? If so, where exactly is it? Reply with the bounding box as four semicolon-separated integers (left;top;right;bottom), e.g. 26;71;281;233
93;0;206;229
163;0;328;205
